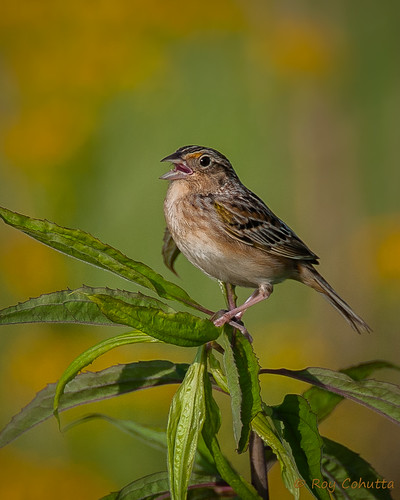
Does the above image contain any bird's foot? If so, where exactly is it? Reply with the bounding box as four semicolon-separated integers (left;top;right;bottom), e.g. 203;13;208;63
211;310;253;341
212;309;233;327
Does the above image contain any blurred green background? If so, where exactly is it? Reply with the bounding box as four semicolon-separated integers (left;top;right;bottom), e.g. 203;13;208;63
0;1;399;499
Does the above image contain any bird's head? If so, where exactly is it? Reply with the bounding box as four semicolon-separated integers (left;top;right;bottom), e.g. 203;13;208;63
160;146;237;186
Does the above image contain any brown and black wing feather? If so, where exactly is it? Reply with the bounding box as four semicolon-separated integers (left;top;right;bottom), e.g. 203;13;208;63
214;188;319;264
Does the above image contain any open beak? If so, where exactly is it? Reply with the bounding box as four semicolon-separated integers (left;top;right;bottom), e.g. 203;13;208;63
160;152;193;180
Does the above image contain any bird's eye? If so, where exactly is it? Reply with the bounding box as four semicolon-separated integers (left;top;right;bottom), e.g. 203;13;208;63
199;155;211;167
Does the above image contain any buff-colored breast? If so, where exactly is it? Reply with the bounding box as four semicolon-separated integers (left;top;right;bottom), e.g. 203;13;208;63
163;181;295;288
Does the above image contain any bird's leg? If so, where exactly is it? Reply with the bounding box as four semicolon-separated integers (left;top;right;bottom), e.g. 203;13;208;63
235;289;261;320
213;282;253;339
214;284;273;327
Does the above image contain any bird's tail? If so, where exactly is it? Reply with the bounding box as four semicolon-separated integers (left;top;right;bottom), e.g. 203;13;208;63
298;265;371;334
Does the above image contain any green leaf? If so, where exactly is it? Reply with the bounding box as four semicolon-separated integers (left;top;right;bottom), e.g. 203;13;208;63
343;360;400;381
0;360;188;447
321;438;394;499
193;435;218;476
272;395;330;500
67;412;217;477
162;227;181;276
207;351;229;394
0;286;174;326
252;412;300;499
65;413;167;451
167;346;207;500
53;331;159;422
221;328;262;452
202;360;260;500
304;361;400;422
0;206;204;311
101;472;221;500
90;294;220;347
261;367;400;425
101;471;171;500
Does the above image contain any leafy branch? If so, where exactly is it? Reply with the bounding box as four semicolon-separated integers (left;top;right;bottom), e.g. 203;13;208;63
0;206;399;500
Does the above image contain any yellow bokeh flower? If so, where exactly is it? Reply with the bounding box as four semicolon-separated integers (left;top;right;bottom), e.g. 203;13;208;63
0;0;243;172
376;225;400;282
250;15;340;79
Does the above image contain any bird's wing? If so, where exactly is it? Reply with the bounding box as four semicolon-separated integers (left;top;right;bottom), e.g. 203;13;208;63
162;227;181;275
214;191;319;263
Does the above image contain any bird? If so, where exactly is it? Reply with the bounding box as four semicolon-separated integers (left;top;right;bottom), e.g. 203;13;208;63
160;145;371;334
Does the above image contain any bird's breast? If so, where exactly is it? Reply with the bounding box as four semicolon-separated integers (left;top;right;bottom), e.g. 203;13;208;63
163;183;293;287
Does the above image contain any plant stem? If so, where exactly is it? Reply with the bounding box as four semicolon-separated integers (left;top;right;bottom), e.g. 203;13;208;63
220;281;237;311
225;283;238;310
221;281;270;498
249;431;269;499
